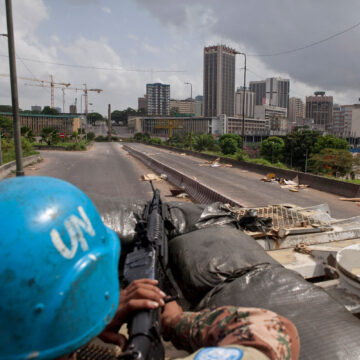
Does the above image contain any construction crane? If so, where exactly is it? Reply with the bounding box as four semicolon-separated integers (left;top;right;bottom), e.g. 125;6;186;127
0;73;70;108
24;83;102;115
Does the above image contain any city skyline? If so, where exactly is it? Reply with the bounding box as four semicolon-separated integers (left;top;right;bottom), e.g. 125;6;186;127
0;1;359;115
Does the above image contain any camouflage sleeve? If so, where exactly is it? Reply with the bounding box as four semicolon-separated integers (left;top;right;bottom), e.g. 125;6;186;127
167;306;300;360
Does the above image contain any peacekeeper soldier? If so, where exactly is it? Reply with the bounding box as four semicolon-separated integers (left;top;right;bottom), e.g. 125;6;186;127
0;176;299;360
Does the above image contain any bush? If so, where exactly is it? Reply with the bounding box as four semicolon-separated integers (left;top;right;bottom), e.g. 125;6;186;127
235;150;250;161
309;148;352;176
194;134;216;152
220;137;238;155
87;132;95;141
148;137;162;145
95;135;106;142
260;136;285;163
219;133;242;149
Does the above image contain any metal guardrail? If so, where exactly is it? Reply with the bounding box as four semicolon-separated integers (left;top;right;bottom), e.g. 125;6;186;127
123;144;243;207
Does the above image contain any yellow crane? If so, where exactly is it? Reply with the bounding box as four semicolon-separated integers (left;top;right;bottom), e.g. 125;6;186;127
0;73;70;108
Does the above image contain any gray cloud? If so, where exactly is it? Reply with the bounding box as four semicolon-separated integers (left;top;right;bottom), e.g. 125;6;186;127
135;0;360;94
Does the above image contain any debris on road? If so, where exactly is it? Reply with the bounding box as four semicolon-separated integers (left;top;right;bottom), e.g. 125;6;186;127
180;153;186;156
339;197;360;202
160;174;168;180
199;157;232;168
261;173;309;192
141;173;161;181
176;192;189;198
170;189;184;196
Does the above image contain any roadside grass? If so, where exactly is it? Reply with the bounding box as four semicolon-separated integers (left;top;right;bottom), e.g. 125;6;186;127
2;149;39;165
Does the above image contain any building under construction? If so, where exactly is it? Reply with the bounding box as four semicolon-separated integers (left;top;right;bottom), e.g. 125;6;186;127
0;112;82;136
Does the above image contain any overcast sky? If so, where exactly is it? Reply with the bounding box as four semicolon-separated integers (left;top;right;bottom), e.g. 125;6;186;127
0;0;359;115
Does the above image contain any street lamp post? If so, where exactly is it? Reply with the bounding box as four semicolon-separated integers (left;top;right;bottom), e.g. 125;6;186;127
184;82;192;99
235;51;247;149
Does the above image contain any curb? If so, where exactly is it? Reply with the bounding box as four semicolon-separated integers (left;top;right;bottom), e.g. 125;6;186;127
123;144;243;207
0;155;42;180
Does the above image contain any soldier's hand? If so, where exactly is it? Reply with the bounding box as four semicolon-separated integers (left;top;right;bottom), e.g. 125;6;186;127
99;279;166;348
161;300;184;340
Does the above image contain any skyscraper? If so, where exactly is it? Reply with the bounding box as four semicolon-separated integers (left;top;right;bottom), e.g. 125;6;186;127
249;80;266;106
289;97;305;123
306;91;333;131
146;83;170;116
235;87;255;118
249;77;290;110
203;45;236;117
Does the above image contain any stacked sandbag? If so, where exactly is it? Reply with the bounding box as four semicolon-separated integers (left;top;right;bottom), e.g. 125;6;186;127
197;264;360;360
169;226;277;304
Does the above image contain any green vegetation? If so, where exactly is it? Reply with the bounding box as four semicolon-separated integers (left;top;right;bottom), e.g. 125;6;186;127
260;136;285;163
1;137;38;164
131;130;357;179
111;108;144;125
41;106;59;115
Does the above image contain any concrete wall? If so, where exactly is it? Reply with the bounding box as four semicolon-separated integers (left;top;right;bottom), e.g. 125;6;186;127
146;143;360;198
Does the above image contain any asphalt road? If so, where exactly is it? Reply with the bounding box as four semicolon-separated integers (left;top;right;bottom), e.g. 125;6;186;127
127;143;360;219
25;142;154;214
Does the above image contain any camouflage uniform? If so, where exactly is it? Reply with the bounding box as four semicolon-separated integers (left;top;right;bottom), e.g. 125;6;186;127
164;306;300;360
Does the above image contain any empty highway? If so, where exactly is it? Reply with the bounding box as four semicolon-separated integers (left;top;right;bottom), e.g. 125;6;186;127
126;143;359;219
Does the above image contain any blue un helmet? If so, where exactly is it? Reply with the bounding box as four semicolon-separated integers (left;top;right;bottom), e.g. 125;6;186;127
0;176;121;359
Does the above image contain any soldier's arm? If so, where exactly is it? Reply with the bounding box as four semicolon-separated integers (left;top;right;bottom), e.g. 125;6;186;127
161;303;300;360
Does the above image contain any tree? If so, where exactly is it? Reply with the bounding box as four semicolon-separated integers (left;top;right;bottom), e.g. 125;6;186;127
87;112;103;125
220;137;238;155
309;148;353;176
219;133;242;149
260;136;285;163
21;126;35;142
170;107;179;116
312;134;349;154
0;105;13;113
40;127;59;145
0;115;13;137
283;130;320;170
111;108;137;125
41;106;59;115
194;134;216;152
137;108;147;116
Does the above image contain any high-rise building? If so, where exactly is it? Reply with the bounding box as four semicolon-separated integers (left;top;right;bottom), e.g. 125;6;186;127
203;45;236;117
249;81;266;106
249;78;290;110
138;95;147;112
146;83;170;116
333;104;345;137
235;87;255;118
306;91;333;131
289;97;305;124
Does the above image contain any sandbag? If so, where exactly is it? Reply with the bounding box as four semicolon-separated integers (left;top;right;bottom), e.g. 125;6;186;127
101;199;147;246
168;202;206;236
169;226;277;304
197;264;360;360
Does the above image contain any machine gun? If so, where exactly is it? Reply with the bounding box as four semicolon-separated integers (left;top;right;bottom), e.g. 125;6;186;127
119;182;179;360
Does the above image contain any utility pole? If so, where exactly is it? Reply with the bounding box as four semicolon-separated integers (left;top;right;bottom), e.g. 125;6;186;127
5;0;24;176
107;104;111;141
235;51;247;149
